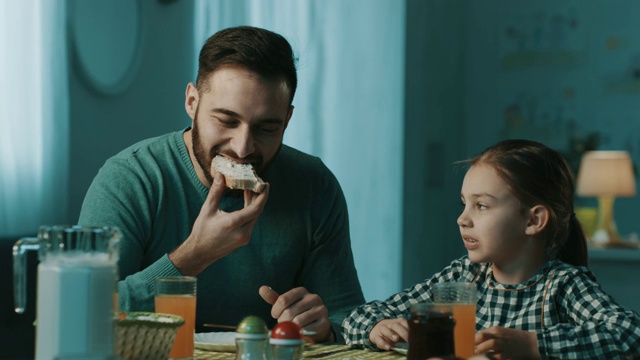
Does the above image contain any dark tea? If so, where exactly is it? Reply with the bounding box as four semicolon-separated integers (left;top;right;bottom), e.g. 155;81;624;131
407;303;455;360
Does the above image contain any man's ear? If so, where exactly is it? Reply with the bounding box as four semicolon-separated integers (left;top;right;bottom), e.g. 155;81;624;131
283;105;294;131
185;82;199;121
525;205;549;236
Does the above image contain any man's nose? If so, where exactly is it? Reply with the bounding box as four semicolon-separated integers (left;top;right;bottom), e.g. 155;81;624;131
231;127;255;158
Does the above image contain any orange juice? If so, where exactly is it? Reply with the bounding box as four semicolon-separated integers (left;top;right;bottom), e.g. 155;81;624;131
156;294;197;359
452;303;476;359
113;291;119;312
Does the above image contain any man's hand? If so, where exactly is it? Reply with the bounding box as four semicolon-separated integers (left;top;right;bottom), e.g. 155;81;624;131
369;318;409;351
475;326;540;360
169;170;269;275
259;285;334;343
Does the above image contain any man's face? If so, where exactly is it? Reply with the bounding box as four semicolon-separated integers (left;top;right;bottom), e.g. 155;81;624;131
188;66;293;185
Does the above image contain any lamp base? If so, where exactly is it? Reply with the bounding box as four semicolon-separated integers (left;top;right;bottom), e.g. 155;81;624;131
601;241;639;249
590;196;639;249
590;229;640;249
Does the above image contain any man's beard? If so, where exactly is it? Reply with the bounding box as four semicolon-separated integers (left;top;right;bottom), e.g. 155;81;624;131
192;114;214;185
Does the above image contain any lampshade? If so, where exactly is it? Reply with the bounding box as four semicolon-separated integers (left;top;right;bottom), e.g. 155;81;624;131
575;151;637;248
576;151;636;197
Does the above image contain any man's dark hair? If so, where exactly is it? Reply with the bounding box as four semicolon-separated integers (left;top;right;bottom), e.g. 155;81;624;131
196;26;298;104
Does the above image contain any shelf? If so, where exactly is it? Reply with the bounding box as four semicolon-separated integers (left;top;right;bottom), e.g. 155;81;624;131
588;247;640;263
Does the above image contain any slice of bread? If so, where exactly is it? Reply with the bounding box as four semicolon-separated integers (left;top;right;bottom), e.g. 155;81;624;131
212;155;266;193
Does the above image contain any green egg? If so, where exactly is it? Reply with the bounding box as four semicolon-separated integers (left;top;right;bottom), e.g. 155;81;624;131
236;315;268;334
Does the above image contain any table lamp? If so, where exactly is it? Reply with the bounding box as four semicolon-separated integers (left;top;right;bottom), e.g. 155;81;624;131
576;151;637;248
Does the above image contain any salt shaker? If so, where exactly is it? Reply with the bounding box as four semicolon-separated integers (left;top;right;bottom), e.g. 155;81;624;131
235;315;269;360
269;321;304;360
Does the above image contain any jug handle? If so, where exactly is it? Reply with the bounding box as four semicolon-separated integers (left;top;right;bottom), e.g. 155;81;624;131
12;237;40;314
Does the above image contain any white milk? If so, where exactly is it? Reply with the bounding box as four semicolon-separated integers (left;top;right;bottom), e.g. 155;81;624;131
35;252;116;359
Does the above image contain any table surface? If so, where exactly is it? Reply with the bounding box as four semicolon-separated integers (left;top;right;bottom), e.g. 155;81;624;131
194;344;405;359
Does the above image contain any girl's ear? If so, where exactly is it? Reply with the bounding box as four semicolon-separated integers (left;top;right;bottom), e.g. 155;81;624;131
525;205;549;236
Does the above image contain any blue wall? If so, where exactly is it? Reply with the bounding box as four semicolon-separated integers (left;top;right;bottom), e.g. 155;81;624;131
464;0;640;237
68;0;195;222
405;0;640;311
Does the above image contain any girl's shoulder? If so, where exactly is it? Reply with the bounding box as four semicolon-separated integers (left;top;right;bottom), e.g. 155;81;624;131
437;257;594;285
547;260;597;289
550;259;593;277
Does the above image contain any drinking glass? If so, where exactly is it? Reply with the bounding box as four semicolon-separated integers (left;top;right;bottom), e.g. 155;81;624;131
113;274;119;313
155;276;197;359
433;282;477;359
407;302;455;360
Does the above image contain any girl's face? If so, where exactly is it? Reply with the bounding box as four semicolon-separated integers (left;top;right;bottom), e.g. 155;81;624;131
457;164;532;267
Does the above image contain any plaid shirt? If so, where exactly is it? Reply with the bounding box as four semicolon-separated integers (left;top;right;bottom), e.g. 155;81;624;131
342;256;640;359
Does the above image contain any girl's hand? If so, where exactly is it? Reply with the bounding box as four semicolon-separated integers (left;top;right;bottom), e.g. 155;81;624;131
369;318;409;351
475;326;540;360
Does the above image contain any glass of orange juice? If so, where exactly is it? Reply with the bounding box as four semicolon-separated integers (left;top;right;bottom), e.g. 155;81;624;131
155;276;197;359
113;273;120;313
113;291;119;313
433;282;477;359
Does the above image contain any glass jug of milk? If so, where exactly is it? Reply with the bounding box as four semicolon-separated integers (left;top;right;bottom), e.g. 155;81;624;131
13;225;121;360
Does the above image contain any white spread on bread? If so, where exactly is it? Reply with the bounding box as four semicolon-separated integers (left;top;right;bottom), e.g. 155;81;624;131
212;155;266;193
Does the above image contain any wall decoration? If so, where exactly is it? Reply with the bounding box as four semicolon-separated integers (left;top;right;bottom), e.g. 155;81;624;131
500;6;586;70
69;0;143;96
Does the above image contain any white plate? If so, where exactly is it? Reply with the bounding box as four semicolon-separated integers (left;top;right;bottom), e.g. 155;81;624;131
194;332;237;352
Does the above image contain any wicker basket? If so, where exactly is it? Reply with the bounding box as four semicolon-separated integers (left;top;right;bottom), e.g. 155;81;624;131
115;312;184;360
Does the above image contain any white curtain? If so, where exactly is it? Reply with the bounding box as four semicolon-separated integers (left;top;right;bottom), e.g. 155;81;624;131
194;0;405;301
0;0;69;236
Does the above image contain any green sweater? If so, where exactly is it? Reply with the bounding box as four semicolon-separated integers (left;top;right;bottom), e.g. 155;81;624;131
78;129;364;339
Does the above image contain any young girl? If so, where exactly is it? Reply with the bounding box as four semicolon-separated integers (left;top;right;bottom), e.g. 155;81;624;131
342;139;640;359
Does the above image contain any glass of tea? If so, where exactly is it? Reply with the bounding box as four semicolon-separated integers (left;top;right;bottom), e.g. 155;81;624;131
407;302;455;360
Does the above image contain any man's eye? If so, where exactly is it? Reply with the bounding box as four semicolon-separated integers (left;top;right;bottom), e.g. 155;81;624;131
217;118;237;127
260;126;280;134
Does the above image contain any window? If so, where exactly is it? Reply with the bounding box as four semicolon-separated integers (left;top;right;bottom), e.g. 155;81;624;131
0;0;69;237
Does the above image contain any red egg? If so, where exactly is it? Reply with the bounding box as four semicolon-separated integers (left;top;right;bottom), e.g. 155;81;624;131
271;321;303;340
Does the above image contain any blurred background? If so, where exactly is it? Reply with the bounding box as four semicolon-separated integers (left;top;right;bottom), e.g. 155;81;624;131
2;0;640;357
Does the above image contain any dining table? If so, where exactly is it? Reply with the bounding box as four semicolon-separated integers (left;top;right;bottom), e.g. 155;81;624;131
193;343;406;359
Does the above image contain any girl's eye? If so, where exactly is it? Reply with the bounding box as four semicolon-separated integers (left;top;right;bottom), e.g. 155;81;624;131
477;203;488;210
